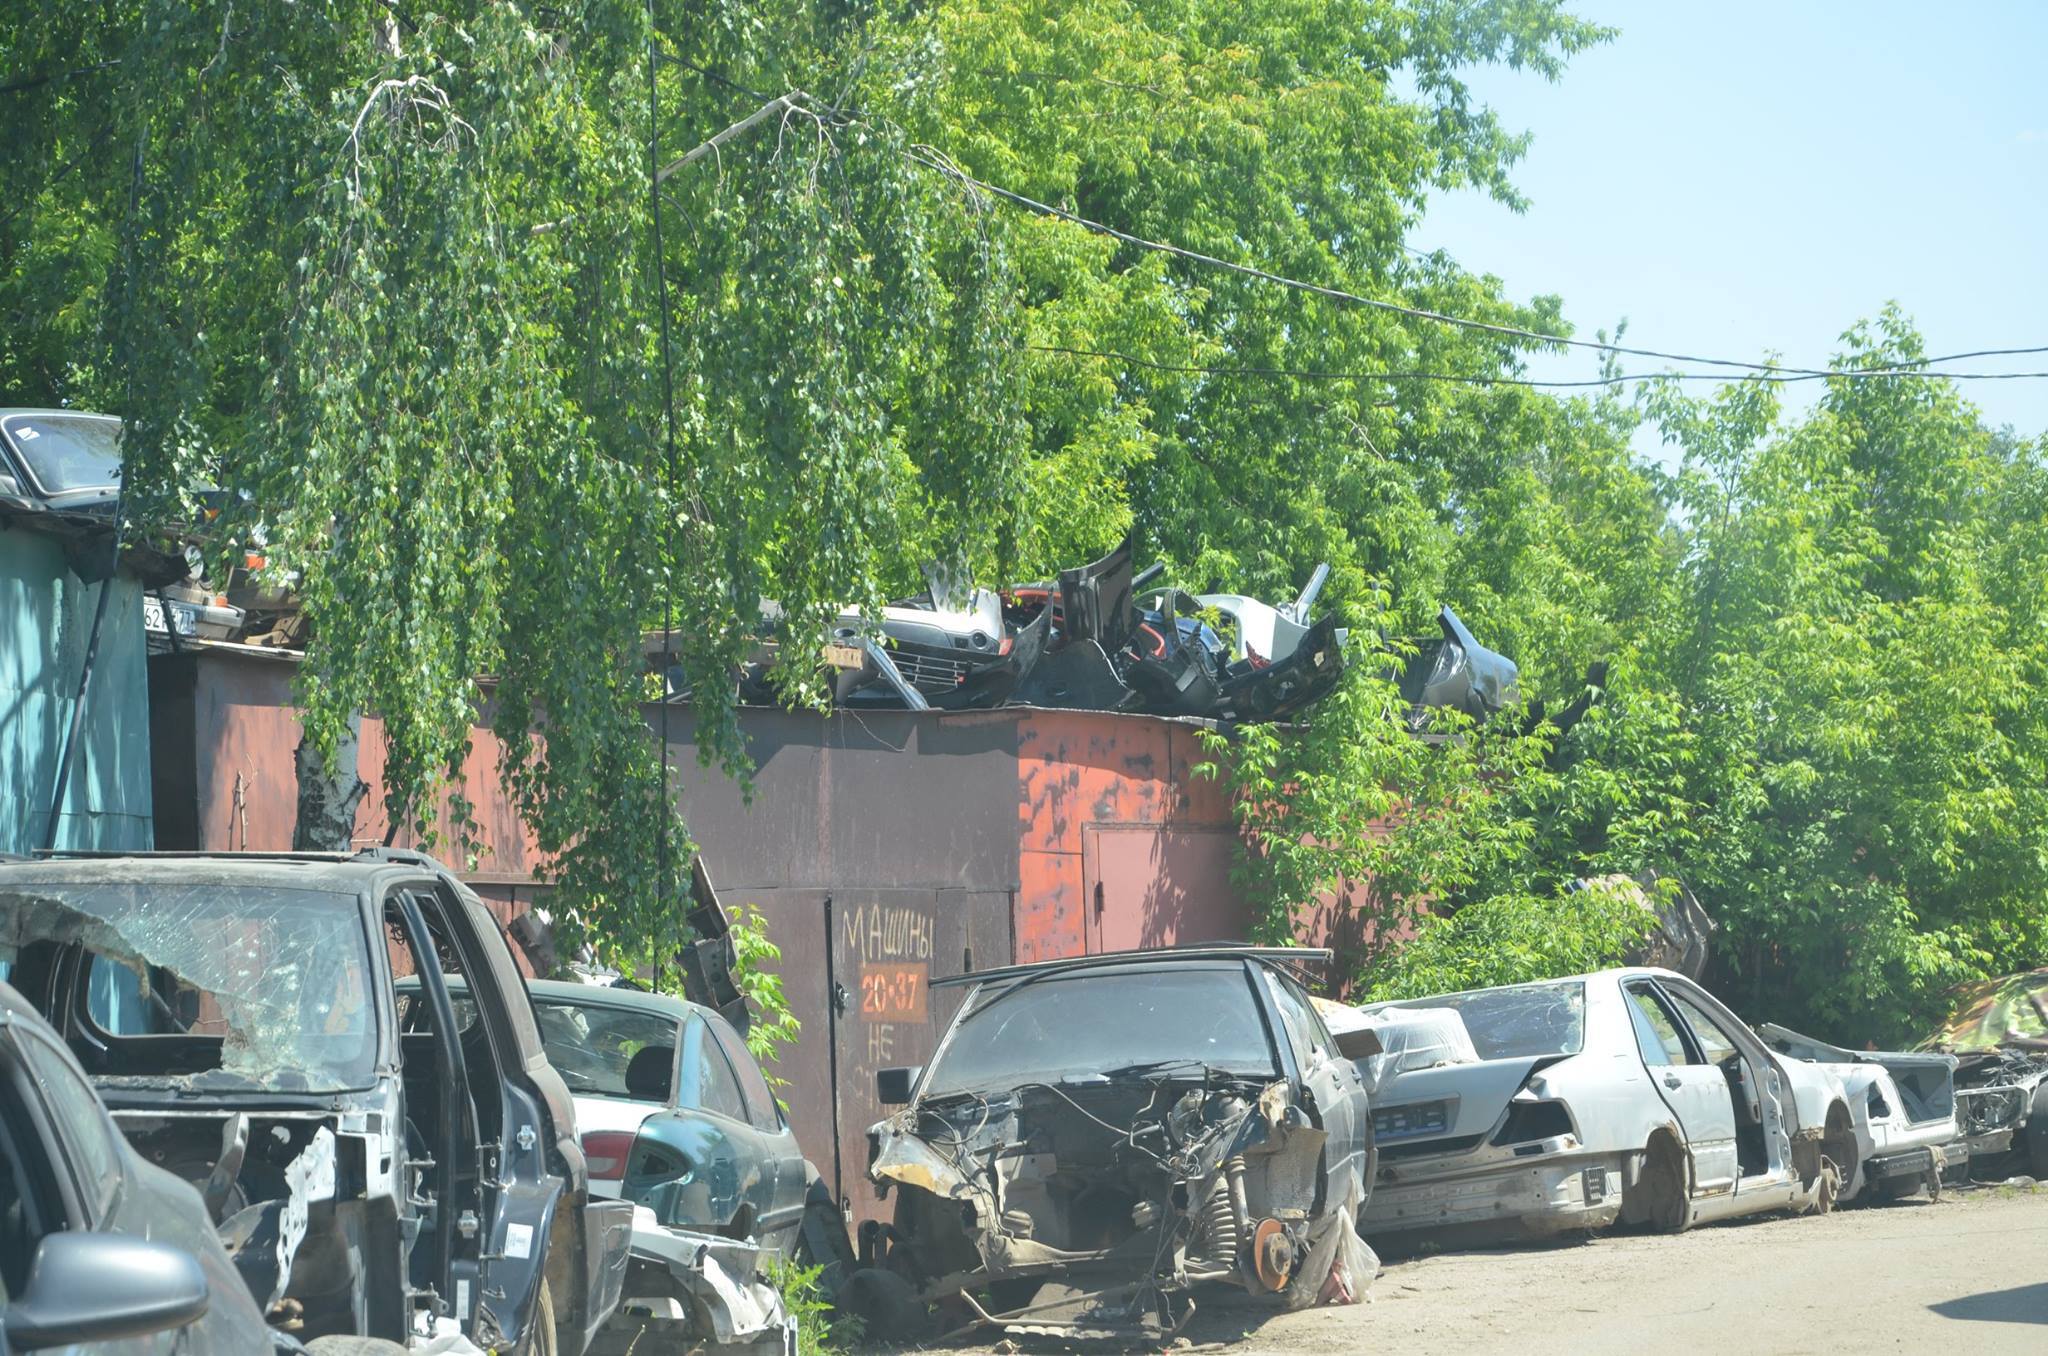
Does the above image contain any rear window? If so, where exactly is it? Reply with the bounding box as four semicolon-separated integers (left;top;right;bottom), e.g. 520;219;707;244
1389;981;1586;1060
530;997;679;1102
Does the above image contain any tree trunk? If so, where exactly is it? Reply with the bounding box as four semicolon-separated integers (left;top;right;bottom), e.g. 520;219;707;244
293;713;369;851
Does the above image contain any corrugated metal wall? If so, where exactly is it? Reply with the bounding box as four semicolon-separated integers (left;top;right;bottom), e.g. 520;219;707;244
0;527;153;852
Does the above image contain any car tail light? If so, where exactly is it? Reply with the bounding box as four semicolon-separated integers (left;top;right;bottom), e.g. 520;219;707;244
582;1130;635;1181
1491;1099;1575;1147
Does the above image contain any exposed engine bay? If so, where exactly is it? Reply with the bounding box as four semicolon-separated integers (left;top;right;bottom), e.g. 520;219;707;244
1951;1049;2048;1177
860;1075;1372;1340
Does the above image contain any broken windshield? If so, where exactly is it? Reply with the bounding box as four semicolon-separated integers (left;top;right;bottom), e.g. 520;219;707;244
1388;981;1586;1060
921;964;1278;1098
0;881;377;1094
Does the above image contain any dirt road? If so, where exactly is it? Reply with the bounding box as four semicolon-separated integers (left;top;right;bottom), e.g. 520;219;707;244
948;1187;2047;1355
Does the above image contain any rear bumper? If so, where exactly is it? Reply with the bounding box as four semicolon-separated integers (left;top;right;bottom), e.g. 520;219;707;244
1363;1142;1627;1237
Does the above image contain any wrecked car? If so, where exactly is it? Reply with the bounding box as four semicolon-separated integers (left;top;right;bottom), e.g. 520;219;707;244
0;849;632;1353
509;979;852;1354
1915;965;2048;1180
1346;969;1857;1240
1758;1025;1960;1201
850;946;1379;1341
1;978;297;1354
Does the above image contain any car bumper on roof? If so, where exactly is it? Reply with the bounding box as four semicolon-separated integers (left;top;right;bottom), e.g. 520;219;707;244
1363;1135;1628;1237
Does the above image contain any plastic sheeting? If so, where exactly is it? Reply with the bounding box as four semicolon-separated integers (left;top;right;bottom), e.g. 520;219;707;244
1283;1183;1379;1310
1315;999;1479;1097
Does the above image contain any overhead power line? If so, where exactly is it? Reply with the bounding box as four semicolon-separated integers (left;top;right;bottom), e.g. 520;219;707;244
908;149;2048;382
1030;343;2048;389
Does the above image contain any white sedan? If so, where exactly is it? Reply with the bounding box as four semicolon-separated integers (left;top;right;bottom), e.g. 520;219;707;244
1342;967;1860;1238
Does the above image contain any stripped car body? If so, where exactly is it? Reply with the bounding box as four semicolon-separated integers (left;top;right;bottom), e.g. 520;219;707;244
1915;966;2048;1179
854;948;1376;1341
0;850;631;1352
1758;1023;1960;1199
1345;969;1854;1240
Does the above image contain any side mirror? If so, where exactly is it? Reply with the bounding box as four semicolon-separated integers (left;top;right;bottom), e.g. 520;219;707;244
1334;1027;1384;1061
3;1233;211;1350
876;1065;922;1106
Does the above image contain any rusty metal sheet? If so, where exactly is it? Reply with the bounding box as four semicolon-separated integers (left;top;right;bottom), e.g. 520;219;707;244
829;887;1011;1227
1081;825;1248;953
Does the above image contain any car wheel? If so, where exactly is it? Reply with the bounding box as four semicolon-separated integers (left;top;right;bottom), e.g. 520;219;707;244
515;1279;558;1356
1632;1135;1691;1234
1808;1155;1842;1215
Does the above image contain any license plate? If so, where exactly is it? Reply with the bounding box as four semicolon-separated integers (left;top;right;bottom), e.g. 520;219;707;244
142;595;197;636
822;643;865;670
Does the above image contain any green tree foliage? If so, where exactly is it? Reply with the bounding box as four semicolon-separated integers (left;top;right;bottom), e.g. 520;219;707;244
7;3;2041;1044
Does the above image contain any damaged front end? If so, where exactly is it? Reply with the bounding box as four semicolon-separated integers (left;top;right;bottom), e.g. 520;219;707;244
844;950;1378;1340
860;1073;1365;1341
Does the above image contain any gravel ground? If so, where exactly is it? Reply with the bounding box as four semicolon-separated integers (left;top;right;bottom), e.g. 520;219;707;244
934;1185;2048;1355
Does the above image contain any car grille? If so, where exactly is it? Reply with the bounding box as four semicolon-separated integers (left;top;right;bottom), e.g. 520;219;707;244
884;644;974;692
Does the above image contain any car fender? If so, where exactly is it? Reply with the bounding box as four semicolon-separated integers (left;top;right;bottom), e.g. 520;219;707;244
1773;1056;1848;1138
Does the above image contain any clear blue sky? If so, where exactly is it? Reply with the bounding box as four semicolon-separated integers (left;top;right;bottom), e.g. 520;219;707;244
1416;1;2048;461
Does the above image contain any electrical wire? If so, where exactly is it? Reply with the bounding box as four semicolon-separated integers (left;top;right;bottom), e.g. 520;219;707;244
905;148;2048;383
1031;343;2048;389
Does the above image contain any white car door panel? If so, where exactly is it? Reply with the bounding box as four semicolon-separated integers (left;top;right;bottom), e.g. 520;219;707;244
1623;981;1740;1194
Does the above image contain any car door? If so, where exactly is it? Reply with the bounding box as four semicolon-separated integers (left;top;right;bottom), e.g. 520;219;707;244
704;1013;809;1254
648;1012;780;1236
1622;979;1740;1195
1262;968;1369;1203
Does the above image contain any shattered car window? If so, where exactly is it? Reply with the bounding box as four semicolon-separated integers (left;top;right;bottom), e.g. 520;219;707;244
2;882;376;1094
530;998;680;1101
922;965;1278;1098
1390;981;1585;1060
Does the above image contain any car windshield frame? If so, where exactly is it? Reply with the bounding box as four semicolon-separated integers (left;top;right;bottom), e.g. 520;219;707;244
0;413;122;499
1385;979;1588;1060
0;878;382;1096
919;960;1283;1099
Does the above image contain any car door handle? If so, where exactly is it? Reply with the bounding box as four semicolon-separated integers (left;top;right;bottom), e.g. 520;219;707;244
1663;1075;1683;1090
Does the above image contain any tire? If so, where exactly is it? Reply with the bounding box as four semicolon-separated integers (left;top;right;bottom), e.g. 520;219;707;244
516;1279;559;1356
305;1340;411;1356
1631;1136;1692;1234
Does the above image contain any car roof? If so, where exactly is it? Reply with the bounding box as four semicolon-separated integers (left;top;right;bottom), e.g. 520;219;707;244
0;849;462;895
524;979;693;1021
1366;966;1687;1010
931;944;1332;991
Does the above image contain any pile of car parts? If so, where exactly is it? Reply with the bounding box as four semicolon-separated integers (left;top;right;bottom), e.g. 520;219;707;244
704;532;1528;729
